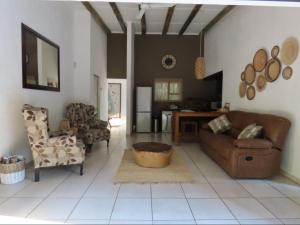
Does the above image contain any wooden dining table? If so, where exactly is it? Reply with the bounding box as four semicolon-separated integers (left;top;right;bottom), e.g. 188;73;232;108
172;111;224;145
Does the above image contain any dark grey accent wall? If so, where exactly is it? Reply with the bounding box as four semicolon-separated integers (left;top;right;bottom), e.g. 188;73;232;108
107;33;126;79
134;35;220;120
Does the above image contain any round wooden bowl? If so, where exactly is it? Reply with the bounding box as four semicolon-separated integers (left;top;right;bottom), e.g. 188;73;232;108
253;49;268;72
132;142;173;168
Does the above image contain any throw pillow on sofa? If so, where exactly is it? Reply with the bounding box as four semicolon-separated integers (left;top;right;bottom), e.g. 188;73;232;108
237;123;263;139
208;114;231;134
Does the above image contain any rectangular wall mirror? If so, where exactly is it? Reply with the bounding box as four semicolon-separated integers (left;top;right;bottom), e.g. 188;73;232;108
22;23;60;91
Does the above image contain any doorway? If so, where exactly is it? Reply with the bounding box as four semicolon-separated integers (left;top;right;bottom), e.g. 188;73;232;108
108;79;127;127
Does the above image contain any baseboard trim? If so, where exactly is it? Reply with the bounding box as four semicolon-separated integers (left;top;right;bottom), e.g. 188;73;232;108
280;169;300;185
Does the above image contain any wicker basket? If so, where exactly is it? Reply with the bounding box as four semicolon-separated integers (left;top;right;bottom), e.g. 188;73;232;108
0;160;25;184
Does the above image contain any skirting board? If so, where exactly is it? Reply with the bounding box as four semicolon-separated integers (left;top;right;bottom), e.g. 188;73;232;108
280;169;300;185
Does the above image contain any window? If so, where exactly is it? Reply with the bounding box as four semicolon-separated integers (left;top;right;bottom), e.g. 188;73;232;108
154;79;182;102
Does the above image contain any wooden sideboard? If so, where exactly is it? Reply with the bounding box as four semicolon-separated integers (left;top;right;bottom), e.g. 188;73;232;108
172;111;224;145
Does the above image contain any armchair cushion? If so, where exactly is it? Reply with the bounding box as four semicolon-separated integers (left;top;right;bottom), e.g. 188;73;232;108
233;139;272;149
48;135;77;148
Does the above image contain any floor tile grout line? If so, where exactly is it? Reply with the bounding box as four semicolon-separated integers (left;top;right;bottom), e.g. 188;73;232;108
183;147;284;223
150;184;154;223
179;183;197;224
24;170;74;220
182;147;241;224
66;129;122;223
180;144;300;222
108;179;121;224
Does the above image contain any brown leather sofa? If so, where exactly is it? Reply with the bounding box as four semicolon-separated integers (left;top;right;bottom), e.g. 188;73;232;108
199;110;291;178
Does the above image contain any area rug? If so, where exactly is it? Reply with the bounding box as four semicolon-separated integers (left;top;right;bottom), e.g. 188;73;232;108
113;149;194;183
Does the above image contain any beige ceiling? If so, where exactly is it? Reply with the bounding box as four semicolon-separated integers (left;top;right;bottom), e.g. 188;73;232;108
90;2;226;35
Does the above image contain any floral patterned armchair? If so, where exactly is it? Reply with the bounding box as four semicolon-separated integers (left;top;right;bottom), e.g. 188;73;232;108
22;104;85;182
65;103;110;151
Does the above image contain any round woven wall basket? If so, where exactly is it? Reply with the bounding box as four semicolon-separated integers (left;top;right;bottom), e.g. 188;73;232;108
244;64;256;85
281;37;299;65
265;58;281;82
239;82;247;98
256;74;267;91
271;45;280;58
246;85;256;100
282;66;293;80
253;49;268;72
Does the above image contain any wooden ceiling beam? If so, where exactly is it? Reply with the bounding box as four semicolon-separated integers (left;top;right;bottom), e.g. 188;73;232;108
109;2;127;33
178;4;202;36
201;5;235;34
139;5;147;35
162;6;175;35
82;1;111;34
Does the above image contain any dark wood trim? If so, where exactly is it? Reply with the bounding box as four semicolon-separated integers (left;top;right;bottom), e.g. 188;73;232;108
162;6;175;35
201;6;235;34
22;23;60;92
109;2;127;33
139;5;147;35
178;4;202;35
82;1;111;34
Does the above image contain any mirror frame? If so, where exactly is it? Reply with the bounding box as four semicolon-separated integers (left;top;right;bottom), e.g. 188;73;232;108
22;23;60;92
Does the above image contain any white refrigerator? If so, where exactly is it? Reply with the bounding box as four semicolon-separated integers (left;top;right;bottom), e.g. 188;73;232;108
136;87;152;132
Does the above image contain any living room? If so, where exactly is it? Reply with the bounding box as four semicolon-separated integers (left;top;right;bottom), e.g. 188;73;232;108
1;0;300;224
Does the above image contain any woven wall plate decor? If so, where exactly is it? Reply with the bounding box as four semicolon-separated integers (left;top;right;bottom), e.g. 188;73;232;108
282;66;293;80
246;85;256;100
239;82;247;97
281;37;299;65
253;49;268;72
256;74;267;91
271;45;280;58
265;58;281;82
244;64;256;85
241;72;245;81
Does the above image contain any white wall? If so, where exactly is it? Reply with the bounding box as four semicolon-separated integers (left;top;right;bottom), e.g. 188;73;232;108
73;7;108;121
205;6;300;180
0;0;74;161
73;9;91;104
126;22;135;135
90;17;108;121
108;79;127;122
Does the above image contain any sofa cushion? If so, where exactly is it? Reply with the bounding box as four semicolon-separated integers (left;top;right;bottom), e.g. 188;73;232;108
208;115;231;134
199;129;234;159
233;139;272;149
227;111;291;150
238;124;263;139
226;127;241;139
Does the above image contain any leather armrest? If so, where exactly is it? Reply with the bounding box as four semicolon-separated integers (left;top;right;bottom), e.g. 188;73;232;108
233;139;272;149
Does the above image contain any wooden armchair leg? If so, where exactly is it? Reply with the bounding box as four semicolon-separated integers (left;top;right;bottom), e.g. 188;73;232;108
80;163;84;176
107;140;110;148
34;168;40;182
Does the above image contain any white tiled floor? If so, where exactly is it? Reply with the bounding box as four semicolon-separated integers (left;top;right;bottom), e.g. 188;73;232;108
1;126;300;224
